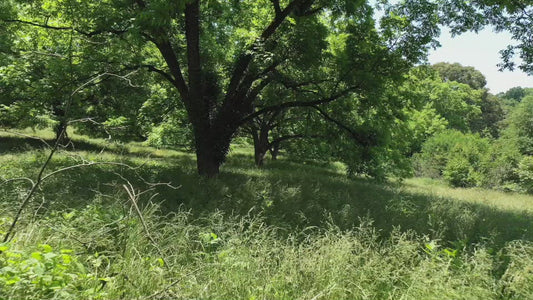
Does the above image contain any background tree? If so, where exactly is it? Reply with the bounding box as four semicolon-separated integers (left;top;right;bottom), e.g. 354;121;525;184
432;62;487;89
0;1;149;142
504;95;533;156
431;62;504;137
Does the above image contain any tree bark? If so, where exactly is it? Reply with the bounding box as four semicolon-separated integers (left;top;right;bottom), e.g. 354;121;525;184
193;110;240;177
252;126;271;167
53;120;69;144
53;105;70;144
270;141;280;160
194;130;226;178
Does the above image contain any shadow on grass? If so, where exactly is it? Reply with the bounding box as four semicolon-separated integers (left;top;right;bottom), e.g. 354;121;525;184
1;134;532;251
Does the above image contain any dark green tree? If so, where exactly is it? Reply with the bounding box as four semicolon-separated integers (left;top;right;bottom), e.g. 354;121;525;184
2;0;441;177
432;62;487;90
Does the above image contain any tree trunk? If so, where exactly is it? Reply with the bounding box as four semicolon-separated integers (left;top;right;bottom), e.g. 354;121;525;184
53;105;70;145
252;124;271;167
54;120;69;143
270;141;280;160
193;114;238;178
254;141;270;167
196;144;222;178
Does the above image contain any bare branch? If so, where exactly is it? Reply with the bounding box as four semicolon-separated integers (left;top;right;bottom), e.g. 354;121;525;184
40;162;140;182
3;125;67;243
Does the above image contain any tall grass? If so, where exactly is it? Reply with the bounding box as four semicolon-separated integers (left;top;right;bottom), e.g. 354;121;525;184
1;130;533;299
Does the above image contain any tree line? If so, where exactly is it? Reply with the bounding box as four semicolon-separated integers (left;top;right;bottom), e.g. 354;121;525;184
0;0;532;184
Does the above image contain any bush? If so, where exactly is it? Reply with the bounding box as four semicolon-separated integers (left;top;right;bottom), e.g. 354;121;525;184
479;139;521;190
517;156;533;194
506;95;533;155
0;242;101;299
414;130;490;187
443;156;477;187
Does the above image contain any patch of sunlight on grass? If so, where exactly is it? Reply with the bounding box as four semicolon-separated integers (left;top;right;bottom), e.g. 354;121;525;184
0;127;57;139
404;177;533;213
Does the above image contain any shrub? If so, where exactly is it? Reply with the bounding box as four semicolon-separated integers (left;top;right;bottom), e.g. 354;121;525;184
0;242;101;299
415;130;490;187
479;139;522;190
413;130;465;178
517;156;533;194
505;95;533;155
443;156;477;187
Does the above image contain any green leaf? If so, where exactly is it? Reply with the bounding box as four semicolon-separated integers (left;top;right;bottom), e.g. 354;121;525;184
31;251;43;261
39;244;53;253
0;244;9;252
157;258;164;267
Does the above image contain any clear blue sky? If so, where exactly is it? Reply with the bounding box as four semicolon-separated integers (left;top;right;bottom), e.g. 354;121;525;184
427;27;532;94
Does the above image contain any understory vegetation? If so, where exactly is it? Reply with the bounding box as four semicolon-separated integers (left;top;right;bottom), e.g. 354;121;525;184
1;131;533;299
413;89;533;192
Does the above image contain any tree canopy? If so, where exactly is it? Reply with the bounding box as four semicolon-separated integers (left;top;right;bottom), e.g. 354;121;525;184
1;0;531;177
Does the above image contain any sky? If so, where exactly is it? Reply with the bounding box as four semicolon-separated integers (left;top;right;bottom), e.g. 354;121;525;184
427;27;532;94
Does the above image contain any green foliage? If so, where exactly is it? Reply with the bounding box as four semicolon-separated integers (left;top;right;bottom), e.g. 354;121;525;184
438;0;533;75
499;86;528;103
145;111;193;149
506;96;533;156
443;135;490;188
414;130;491;187
517;156;533;194
414;123;533;193
432;62;487;89
0;242;101;299
480;139;522;190
398;66;486;136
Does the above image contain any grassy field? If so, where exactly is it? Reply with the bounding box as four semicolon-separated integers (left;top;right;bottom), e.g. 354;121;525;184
1;129;533;299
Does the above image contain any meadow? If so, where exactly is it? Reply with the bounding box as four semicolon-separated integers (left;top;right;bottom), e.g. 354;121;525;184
1;129;533;299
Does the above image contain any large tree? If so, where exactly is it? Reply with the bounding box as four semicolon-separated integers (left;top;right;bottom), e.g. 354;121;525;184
431;62;505;137
1;0;444;176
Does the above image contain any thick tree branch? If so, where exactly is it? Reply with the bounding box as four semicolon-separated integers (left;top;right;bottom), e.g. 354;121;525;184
1;19;128;37
271;0;282;17
151;38;190;102
2;19;71;30
238;86;356;126
128;64;176;86
310;105;368;145
246;77;275;103
271;133;322;144
225;0;310;101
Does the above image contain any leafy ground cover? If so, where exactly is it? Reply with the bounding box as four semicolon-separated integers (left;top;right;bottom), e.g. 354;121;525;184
1;130;533;299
